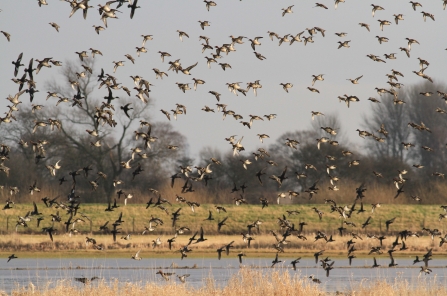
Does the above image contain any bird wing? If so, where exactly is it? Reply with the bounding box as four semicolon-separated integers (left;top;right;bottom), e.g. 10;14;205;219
186;62;198;71
48;229;54;242
130;0;138;18
280;166;288;179
17;52;23;64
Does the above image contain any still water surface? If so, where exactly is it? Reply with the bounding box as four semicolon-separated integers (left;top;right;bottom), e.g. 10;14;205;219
0;256;446;294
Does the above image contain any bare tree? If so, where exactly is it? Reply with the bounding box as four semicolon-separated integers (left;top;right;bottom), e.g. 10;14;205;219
406;81;447;175
0;59;190;202
40;58;153;200
361;92;410;162
310;112;347;144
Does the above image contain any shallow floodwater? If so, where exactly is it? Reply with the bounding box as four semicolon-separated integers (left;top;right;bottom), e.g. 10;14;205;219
0;256;446;294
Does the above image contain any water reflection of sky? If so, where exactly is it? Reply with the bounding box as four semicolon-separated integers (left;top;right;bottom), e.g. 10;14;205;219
1;257;446;294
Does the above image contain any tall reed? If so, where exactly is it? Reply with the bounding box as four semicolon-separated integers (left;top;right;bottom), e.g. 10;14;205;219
8;269;447;296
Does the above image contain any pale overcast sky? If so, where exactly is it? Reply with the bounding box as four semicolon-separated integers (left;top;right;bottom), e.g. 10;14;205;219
0;0;446;159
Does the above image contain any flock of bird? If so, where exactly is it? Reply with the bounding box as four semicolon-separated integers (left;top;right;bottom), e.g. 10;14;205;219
1;0;447;287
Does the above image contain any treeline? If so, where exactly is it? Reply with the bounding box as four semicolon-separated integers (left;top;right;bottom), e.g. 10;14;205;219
0;61;446;205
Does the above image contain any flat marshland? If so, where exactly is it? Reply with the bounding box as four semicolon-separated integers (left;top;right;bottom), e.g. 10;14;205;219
0;203;446;257
3;202;447;296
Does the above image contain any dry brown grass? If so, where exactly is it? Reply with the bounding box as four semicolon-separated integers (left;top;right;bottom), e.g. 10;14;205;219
353;277;447;296
7;270;323;296
7;269;447;296
3;177;447;206
0;233;443;258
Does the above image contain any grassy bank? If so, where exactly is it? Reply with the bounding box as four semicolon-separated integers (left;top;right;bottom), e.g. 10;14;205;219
0;234;444;259
1;203;444;235
1;203;446;258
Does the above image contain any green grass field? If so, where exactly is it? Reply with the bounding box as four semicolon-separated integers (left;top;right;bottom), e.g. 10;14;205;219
1;201;444;235
0;201;446;258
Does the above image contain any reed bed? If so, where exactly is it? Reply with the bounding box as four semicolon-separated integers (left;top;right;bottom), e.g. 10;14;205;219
0;233;443;257
3;177;447;206
353;277;447;296
7;269;447;296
